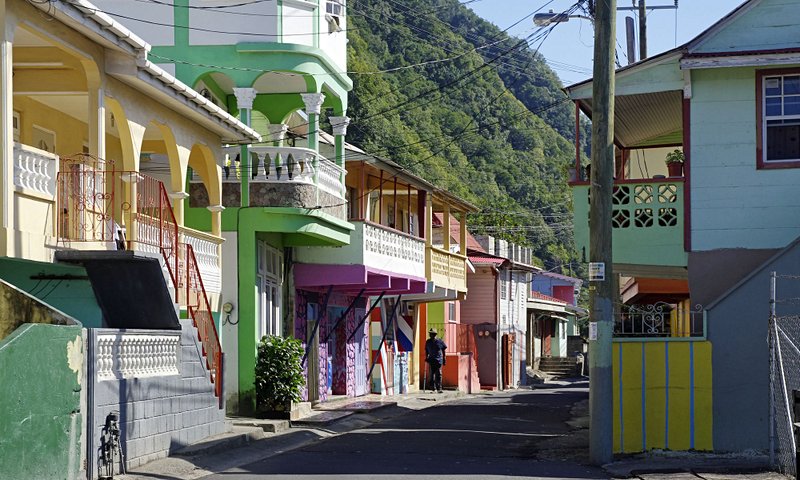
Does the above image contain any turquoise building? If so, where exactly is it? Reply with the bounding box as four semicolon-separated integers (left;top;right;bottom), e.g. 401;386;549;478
566;0;800;461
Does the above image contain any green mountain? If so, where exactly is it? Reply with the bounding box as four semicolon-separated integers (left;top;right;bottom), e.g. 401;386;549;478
344;0;584;271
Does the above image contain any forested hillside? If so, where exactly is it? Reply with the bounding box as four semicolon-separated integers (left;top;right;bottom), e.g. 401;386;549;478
344;0;586;271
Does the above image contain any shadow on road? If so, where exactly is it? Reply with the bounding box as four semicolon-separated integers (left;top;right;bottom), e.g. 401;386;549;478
209;378;605;479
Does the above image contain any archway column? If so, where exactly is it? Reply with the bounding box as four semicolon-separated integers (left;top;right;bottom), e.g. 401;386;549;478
233;87;257;207
267;123;288;146
329;116;349;197
301;93;325;153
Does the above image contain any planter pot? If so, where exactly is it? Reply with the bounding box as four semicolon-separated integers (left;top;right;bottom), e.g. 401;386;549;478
667;162;683;177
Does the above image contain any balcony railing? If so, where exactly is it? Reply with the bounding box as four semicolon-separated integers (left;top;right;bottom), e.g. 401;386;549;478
57;162;224;405
296;220;426;279
614;302;704;338
13;142;57;198
218;146;345;199
572;179;687;268
180;226;223;295
185;243;223;404
427;246;467;292
95;330;181;380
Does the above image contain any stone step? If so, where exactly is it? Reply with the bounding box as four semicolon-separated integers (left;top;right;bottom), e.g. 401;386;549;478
230;418;291;434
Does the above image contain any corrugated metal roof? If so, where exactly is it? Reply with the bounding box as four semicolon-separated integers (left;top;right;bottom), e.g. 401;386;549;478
529;291;568;304
579;90;684;148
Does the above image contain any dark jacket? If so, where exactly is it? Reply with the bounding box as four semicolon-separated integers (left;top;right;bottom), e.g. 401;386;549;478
425;337;447;365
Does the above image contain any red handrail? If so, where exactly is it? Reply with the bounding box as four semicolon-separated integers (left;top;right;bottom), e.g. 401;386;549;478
185;243;223;404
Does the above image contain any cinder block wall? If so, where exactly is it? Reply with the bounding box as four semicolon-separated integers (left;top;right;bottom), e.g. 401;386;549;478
89;320;226;476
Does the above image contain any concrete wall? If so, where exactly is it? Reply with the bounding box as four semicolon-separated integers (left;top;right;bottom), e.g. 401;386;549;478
0;279;84;480
87;321;225;475
706;241;800;452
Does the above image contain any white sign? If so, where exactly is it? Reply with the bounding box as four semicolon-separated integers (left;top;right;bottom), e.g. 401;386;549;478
589;322;598;341
589;262;605;281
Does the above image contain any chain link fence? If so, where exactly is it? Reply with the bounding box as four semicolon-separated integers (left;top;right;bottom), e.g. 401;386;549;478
770;273;800;477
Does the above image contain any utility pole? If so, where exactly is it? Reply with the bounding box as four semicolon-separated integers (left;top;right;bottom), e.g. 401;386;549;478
588;0;616;466
638;0;647;60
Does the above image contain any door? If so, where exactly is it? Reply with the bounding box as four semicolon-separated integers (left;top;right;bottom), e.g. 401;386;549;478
542;318;552;357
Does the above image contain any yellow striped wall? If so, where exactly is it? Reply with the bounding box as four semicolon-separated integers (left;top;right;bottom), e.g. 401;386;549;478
613;340;713;453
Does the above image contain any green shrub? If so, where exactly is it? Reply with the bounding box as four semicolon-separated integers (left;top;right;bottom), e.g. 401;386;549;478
255;335;305;411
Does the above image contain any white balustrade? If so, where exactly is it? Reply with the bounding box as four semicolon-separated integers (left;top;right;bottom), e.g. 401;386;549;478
13;142;57;197
316;156;345;198
181;227;223;295
361;221;425;278
195;146;345;199
96;332;180;381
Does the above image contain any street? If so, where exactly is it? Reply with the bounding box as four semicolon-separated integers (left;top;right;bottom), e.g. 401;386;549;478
207;381;607;480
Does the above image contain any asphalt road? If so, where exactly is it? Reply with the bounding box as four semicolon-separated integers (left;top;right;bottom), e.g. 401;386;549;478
207;380;608;480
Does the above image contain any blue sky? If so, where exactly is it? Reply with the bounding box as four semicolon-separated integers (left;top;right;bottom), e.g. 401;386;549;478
469;0;741;85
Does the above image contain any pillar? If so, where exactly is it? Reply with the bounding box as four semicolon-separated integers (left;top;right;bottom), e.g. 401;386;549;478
0;22;13;254
301;93;325;153
443;205;451;251
266;123;288;146
459;210;467;256
87;86;106;161
329;115;350;196
233;87;257;207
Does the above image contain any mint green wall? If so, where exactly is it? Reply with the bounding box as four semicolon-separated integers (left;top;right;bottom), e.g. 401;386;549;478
569;55;683;100
572;184;687;267
0;258;103;329
0;287;83;480
691;66;800;251
693;0;800;54
152;44;351;102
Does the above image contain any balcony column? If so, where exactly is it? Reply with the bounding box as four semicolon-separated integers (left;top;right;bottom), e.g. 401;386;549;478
425;195;433;279
459;211;467;256
266;123;288;146
87;86;106;161
301;93;325;153
207;204;225;238
0;24;13;252
443;205;451;251
329;115;350;197
233;88;257;207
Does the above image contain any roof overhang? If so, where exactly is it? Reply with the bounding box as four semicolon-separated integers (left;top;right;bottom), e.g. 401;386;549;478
37;0;261;144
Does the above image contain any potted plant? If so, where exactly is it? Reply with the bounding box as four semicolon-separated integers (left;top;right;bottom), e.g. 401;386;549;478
665;149;684;177
255;335;305;419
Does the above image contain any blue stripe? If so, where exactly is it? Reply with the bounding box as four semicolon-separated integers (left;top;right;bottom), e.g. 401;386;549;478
689;342;695;449
642;343;646;451
618;342;624;449
665;343;670;450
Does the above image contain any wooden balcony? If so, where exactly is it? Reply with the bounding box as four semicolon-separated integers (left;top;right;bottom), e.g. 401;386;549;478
572;179;688;270
426;245;468;293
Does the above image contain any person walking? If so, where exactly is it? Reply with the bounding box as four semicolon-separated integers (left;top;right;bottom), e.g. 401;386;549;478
425;328;447;393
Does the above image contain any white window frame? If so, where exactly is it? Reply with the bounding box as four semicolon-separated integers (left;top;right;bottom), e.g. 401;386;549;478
762;72;800;165
256;241;283;339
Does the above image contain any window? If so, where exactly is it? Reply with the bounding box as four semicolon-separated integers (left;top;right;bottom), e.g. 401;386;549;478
758;70;800;168
500;273;507;299
447;302;456;323
326;0;344;16
257;241;283;339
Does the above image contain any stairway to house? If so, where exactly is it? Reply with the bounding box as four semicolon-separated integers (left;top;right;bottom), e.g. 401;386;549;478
468;354;481;393
538;356;580;377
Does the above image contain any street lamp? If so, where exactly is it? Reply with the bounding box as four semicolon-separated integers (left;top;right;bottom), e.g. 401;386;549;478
533;10;593;26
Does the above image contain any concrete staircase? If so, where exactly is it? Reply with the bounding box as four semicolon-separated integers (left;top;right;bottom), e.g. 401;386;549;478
538;356;580;377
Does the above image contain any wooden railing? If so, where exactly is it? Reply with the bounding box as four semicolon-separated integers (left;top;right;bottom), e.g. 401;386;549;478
426;246;467;292
185;243;223;405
